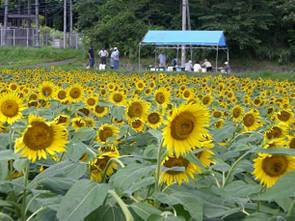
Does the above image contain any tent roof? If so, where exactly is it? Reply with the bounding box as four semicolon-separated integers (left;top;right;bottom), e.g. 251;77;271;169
141;30;227;47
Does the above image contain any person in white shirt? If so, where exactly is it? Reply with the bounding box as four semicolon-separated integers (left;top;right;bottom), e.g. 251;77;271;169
202;59;212;72
184;60;193;72
193;62;202;72
98;48;109;65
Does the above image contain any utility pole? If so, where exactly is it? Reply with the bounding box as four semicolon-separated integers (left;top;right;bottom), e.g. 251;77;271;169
28;0;31;28
181;0;187;67
69;0;73;48
3;0;8;45
63;0;67;48
35;0;39;47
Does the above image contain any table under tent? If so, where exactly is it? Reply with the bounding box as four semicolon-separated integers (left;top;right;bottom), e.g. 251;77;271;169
138;30;229;72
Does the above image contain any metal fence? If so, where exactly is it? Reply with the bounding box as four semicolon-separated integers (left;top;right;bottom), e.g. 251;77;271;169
0;28;80;48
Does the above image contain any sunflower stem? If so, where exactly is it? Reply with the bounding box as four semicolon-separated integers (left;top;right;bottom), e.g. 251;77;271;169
108;190;134;221
21;160;30;221
223;150;251;187
155;139;164;193
102;158;125;182
25;206;45;221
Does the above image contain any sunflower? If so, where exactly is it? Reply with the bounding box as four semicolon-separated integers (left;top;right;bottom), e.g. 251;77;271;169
68;84;84;102
15;115;68;162
97;124;120;143
202;94;213;106
135;80;146;91
54;114;70;126
215;119;224;129
264;123;288;142
154;88;170;107
242;110;263;131
89;149;120;182
231;105;244;122
85;96;97;109
275;109;294;125
146;111;162;129
130;118;145;133
56;89;68;102
212;110;222;118
126;98;150;121
253;154;295;188
71;117;86;130
39;81;56;100
286;136;295;149
194;149;214;173
163;103;210;157
109;91;125;106
160;155;197;186
93;105;109;117
0;92;24;124
0;122;6;132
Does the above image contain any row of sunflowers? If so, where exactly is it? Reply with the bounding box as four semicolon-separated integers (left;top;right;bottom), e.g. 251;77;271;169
0;69;294;221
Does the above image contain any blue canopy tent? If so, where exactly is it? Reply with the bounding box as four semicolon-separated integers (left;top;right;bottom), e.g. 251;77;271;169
138;30;229;71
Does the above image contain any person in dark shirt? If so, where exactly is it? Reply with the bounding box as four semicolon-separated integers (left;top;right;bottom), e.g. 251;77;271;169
88;47;95;68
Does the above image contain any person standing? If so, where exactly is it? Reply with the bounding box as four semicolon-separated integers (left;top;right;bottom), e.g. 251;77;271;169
98;48;109;65
111;47;120;70
88;46;95;68
202;59;212;72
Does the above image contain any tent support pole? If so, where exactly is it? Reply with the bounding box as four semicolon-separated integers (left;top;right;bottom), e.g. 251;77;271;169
138;44;141;72
226;48;230;62
216;46;219;72
155;48;157;67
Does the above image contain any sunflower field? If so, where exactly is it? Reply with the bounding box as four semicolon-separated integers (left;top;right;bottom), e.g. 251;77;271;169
0;69;294;221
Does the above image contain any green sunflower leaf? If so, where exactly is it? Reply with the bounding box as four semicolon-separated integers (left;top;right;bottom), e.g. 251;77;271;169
56;179;108;221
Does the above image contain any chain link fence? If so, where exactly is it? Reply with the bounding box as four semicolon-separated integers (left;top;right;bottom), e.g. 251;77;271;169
0;28;80;48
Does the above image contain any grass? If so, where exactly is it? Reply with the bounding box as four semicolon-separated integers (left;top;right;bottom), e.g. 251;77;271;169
0;47;85;68
0;47;294;81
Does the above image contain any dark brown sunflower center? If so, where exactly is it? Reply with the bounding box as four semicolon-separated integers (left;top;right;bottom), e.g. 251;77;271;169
262;155;288;177
148;113;160;124
10;84;17;90
57;116;68;124
213;111;222;118
163;156;189;175
137;83;144;88
132;119;142;129
243;114;255;127
183;91;190;98
128;102;143;118
87;98;96;106
42;86;53;97
1;99;19;117
94;156;111;170
233;108;241;118
289;138;295;149
170;111;195;140
155;92;165;104
74;119;85;127
99;127;113;142
69;87;81;99
277;111;291;122
58;90;67;100
78;108;90;116
95;105;105;114
23;122;53;150
202;96;210;105
266;126;282;139
113;93;123;103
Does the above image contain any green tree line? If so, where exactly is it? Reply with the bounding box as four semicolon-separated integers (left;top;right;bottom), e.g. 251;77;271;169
76;0;295;63
1;0;294;63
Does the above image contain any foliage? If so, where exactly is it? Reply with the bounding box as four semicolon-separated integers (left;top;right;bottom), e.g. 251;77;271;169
0;69;294;220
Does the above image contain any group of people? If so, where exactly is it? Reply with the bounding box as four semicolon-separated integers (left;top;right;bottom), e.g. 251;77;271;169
158;53;231;74
88;47;120;70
